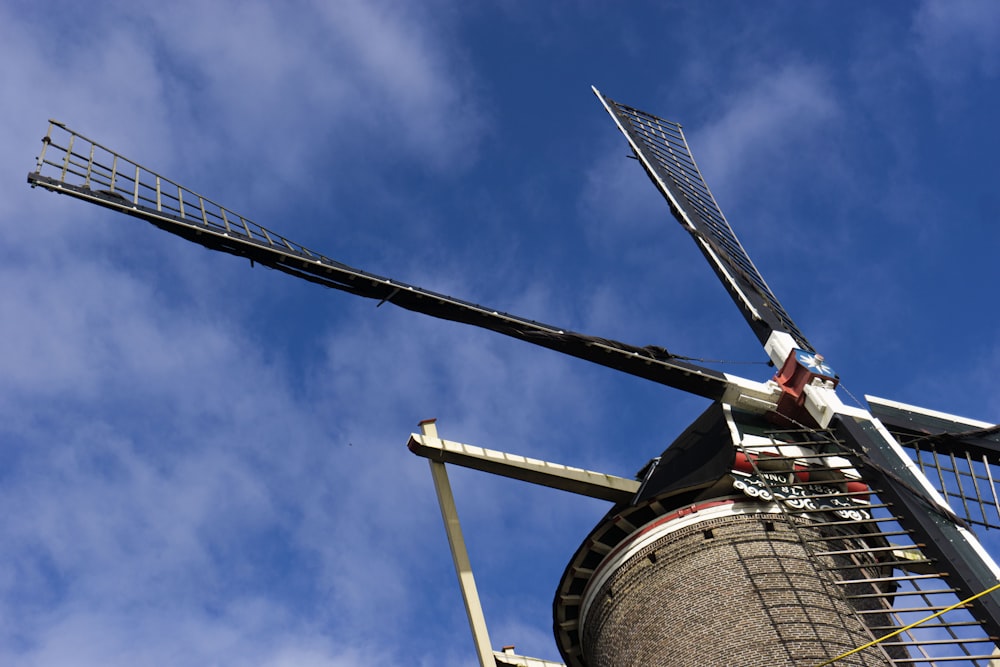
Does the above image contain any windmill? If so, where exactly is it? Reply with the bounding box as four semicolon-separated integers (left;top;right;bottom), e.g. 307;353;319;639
27;89;1000;666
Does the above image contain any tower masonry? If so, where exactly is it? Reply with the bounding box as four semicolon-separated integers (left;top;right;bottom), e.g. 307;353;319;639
554;404;899;666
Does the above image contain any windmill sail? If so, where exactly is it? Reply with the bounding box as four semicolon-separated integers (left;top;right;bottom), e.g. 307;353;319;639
594;88;813;352
26;120;732;401
869;396;1000;532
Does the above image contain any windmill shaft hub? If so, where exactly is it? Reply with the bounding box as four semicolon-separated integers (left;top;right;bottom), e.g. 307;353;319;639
772;348;840;428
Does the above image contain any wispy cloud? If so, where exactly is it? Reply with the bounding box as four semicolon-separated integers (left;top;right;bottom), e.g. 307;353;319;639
129;0;486;178
913;0;1000;84
1;2;498;664
688;64;839;204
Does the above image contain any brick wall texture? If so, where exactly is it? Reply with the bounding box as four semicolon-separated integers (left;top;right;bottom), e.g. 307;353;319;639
580;512;895;666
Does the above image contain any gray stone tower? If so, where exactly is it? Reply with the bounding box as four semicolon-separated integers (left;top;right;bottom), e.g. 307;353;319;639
553;404;900;666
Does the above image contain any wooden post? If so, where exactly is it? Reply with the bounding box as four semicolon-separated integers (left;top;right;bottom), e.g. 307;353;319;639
420;419;495;667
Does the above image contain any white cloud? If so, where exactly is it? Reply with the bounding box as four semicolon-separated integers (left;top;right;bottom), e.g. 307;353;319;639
2;0;485;232
5;601;393;667
688;64;839;201
579;147;671;245
913;0;1000;83
126;0;485;179
0;3;503;664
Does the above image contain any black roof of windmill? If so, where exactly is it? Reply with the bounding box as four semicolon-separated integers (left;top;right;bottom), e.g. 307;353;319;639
28;88;1000;663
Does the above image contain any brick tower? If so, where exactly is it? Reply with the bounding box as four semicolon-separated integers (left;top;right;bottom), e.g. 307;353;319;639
553;404;900;666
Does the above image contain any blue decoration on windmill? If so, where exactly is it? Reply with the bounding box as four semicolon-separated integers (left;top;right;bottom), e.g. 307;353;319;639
796;349;835;378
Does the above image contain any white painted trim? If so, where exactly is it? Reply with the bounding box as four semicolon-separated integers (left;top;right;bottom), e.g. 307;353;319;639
866;394;994;429
720;374;781;414
407;433;639;502
764;331;797;369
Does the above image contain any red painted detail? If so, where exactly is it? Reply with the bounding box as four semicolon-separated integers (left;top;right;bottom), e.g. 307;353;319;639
733;451;756;474
846;480;871;502
733;451;810;482
771;350;839;428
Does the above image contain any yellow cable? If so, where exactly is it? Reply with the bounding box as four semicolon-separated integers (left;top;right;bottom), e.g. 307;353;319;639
813;581;1000;667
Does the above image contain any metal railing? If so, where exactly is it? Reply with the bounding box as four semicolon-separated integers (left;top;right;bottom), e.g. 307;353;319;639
740;432;1000;665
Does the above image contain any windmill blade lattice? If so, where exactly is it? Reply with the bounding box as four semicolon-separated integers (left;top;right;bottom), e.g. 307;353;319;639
870;396;1000;535
26;120;731;401
594;88;813;352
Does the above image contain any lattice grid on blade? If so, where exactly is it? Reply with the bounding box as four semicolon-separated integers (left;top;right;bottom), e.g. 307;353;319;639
596;93;813;351
28;120;735;400
740;432;999;664
30;122;326;261
908;442;1000;533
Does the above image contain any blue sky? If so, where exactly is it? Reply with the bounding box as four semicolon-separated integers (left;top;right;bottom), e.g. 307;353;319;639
2;2;999;665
